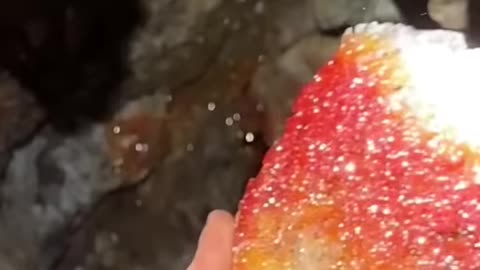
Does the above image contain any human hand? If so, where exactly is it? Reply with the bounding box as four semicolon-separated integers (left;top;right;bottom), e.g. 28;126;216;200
187;210;235;270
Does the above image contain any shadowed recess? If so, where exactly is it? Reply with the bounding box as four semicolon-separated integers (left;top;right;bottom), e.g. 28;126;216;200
0;0;144;132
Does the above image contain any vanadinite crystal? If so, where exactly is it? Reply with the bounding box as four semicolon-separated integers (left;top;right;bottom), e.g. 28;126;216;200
233;22;480;269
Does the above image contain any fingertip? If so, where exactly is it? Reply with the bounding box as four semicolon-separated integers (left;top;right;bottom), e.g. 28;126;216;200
188;210;235;270
207;209;235;228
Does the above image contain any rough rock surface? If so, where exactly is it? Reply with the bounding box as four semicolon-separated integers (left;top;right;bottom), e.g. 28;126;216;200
428;0;468;30
0;126;120;270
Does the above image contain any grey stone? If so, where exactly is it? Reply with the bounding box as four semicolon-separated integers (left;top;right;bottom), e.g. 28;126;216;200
428;0;468;30
0;124;124;269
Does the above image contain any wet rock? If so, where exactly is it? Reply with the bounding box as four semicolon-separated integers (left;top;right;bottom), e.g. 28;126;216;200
311;0;403;31
106;92;170;186
428;0;468;30
252;34;340;144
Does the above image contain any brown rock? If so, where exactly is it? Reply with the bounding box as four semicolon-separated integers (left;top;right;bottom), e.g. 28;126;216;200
106;93;170;186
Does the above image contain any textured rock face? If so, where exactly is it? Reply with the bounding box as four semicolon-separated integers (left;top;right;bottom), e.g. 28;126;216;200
428;0;468;30
0;126;116;270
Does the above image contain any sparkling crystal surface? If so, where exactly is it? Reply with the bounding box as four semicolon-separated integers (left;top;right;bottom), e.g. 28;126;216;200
233;23;480;270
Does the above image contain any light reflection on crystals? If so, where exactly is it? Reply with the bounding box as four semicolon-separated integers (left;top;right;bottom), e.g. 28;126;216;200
417;236;427;245
467;225;476;232
445;255;455;264
454;181;469;191
318;143;327;151
344;162;356;173
368;205;379;214
460;211;470;219
353;77;364;84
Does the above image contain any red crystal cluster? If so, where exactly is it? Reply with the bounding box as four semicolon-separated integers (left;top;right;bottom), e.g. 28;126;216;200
233;24;480;269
